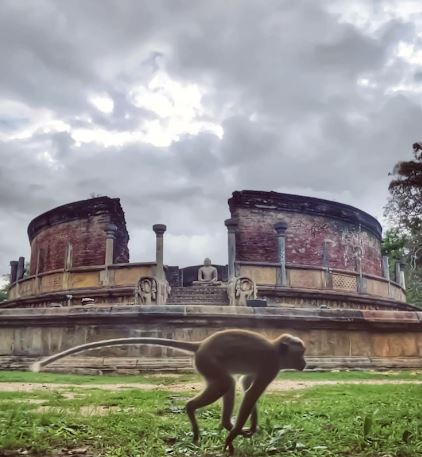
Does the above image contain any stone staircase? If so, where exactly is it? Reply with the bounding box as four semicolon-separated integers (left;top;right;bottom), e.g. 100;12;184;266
168;285;229;306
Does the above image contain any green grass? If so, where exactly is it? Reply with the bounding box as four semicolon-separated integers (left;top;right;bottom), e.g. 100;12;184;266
0;370;198;385
0;369;421;385
280;369;422;381
0;372;421;456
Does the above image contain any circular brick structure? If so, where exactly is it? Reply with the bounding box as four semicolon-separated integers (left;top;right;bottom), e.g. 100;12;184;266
2;191;420;373
229;190;383;276
28;197;129;275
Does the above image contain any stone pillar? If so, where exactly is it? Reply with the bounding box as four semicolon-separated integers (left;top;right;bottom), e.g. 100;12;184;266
225;218;237;280
153;224;167;280
382;255;391;297
274;221;288;286
400;270;406;289
322;241;330;269
64;243;73;271
9;261;18;283
16;257;25;281
382;256;390;281
395;261;401;285
396;261;406;289
104;223;118;266
322;240;334;289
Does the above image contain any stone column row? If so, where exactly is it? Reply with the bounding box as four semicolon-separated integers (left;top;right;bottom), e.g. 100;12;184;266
224;219;288;286
103;223;167;274
225;218;237;280
273;222;288;286
9;257;25;283
383;255;406;289
153;224;167;279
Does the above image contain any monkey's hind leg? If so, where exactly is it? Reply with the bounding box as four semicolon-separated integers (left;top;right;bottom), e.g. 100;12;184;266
186;355;233;443
221;377;236;431
239;375;258;437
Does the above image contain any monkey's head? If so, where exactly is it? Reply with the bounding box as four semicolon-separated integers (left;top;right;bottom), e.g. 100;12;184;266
277;334;306;371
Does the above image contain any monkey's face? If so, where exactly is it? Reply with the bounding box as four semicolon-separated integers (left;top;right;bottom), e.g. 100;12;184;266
278;336;306;371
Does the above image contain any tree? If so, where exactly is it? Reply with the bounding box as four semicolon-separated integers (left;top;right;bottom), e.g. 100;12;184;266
0;276;10;302
381;228;406;278
387;142;422;232
384;143;422;308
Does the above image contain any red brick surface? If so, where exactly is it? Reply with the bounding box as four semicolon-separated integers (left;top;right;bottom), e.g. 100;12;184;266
28;197;129;275
230;192;383;276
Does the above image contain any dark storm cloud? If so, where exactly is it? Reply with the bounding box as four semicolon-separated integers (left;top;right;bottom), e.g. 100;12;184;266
0;0;421;274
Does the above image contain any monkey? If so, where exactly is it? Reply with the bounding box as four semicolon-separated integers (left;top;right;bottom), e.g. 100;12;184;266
31;329;306;454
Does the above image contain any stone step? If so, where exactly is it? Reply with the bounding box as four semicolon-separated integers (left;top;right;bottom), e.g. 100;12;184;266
170;286;227;292
169;294;228;299
168;302;229;306
169;296;228;302
172;287;227;295
167;299;229;305
168;286;229;305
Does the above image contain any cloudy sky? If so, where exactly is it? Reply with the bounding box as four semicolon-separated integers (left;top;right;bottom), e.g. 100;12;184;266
1;0;421;275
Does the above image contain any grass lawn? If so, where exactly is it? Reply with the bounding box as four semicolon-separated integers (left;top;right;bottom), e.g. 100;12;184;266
0;369;421;385
0;371;421;456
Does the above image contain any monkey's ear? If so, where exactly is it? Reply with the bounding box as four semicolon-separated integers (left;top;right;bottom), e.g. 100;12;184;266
279;342;289;355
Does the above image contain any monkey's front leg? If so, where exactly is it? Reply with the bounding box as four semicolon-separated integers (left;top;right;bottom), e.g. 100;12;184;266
221;378;257;436
224;377;272;454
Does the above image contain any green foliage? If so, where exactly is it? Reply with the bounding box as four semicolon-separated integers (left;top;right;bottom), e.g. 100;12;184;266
0;369;421;385
382;228;407;262
387;143;422;232
382;228;407;279
0;377;421;457
385;143;422;308
0;276;9;302
0;370;199;385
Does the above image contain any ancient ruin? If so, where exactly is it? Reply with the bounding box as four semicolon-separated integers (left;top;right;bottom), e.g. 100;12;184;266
1;191;421;372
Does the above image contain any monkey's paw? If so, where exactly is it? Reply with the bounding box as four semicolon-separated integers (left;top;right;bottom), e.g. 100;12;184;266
240;428;255;438
224;443;235;455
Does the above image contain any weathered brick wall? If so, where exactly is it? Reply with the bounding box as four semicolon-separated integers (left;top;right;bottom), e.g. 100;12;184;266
229;191;383;276
28;197;129;275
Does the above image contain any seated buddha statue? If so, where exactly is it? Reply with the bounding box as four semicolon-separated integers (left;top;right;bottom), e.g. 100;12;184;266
193;258;222;286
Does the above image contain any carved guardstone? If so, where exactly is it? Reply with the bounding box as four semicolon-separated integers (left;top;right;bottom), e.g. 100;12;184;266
134;276;171;305
227;276;257;306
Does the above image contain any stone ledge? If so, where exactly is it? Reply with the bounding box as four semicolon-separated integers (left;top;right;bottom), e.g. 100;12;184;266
258;286;416;311
0;305;421;331
3;355;422;373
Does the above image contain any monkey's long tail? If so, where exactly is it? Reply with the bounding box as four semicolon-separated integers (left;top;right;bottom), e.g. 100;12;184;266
31;338;200;373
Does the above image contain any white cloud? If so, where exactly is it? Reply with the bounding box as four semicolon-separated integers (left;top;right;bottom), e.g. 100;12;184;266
0;0;421;275
129;70;223;146
89;94;114;114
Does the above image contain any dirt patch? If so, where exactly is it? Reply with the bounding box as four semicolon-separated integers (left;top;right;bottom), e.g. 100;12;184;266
34;405;135;416
0;382;158;392
0;448;95;457
0;379;421;394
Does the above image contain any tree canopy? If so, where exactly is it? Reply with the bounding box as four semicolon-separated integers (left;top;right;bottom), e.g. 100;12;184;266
384;143;422;307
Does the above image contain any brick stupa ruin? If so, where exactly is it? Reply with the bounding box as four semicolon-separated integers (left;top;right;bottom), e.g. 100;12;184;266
1;191;421;372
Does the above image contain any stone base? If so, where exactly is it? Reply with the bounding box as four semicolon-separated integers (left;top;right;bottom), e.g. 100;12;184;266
2;355;422;374
1;305;421;372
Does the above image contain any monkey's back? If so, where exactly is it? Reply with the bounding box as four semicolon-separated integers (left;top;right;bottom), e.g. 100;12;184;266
194;329;279;376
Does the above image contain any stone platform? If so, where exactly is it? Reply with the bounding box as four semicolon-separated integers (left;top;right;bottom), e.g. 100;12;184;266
0;304;421;373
